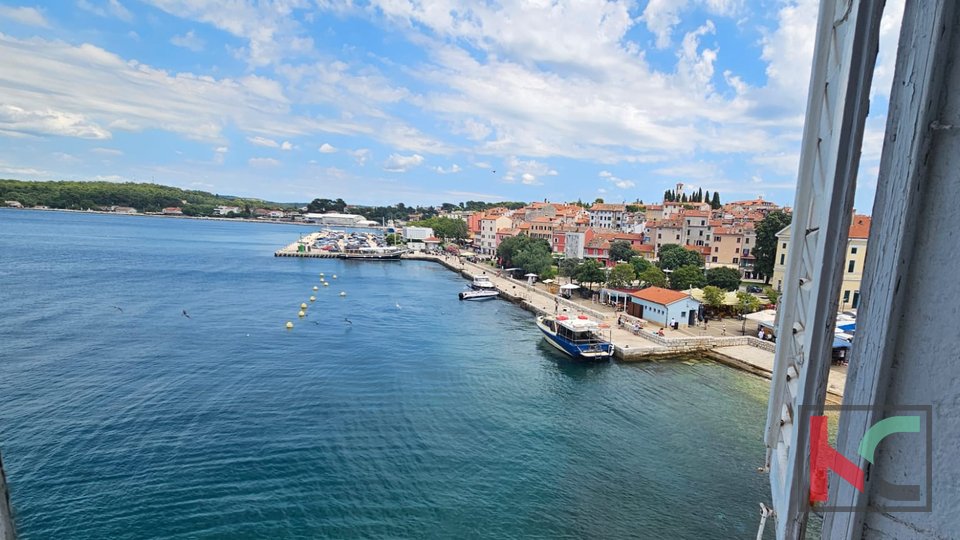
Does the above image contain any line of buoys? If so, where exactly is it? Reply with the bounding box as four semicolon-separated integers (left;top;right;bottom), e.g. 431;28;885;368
300;302;308;309
298;310;306;318
324;282;329;287
310;296;316;302
286;321;294;329
339;291;347;297
313;286;319;291
332;274;337;279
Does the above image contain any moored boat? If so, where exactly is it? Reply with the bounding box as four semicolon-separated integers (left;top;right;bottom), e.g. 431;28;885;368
471;275;496;290
535;314;614;360
340;246;407;259
459;289;499;301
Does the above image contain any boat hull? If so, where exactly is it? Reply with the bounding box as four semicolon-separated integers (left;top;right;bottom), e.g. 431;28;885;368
459;291;499;301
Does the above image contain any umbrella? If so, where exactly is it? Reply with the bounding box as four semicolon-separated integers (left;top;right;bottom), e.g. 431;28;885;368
525;273;538;277
560;283;581;290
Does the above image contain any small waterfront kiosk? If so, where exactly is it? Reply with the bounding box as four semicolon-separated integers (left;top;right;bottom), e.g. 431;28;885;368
626;287;702;327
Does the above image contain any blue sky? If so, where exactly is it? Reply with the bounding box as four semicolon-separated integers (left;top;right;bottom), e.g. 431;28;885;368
0;0;902;208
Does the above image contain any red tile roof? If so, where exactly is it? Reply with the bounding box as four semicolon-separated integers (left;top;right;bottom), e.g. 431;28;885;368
630;286;691;306
849;215;871;239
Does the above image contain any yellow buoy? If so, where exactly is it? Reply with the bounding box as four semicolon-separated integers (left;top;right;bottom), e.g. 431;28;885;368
298;310;306;318
309;296;316;302
332;274;337;279
312;286;318;291
323;282;329;287
300;303;308;309
285;321;294;329
319;273;325;277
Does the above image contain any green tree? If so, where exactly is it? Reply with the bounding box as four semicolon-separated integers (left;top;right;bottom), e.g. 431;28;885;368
408;216;468;240
658;244;704;270
513;241;554;276
594;197;605;204
608;240;638;262
669;264;706;290
736;291;761;314
703;285;725;310
711;191;721;209
558;257;581;280
629;256;652;275
497;235;551;269
307;198;347;213
705;267;742;291
385;233;402;246
574;259;606;289
606;263;636;288
753;210;793;283
763;286;780;305
638;266;668;288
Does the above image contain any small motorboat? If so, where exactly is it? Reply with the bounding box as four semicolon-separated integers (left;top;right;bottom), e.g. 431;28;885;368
459;289;499;301
470;275;496;290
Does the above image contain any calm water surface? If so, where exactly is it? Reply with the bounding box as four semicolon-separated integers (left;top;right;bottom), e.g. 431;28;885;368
0;210;773;539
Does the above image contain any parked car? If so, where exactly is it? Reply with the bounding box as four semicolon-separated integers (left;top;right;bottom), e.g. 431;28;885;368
746;285;763;293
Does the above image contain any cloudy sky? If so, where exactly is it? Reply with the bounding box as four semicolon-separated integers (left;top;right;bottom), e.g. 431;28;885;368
0;0;902;207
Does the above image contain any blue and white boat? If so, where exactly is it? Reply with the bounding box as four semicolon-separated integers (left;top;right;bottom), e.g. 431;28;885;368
535;314;614;360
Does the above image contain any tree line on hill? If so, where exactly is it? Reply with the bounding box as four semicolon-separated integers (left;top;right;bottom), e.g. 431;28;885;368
663;187;721;209
0;180;291;216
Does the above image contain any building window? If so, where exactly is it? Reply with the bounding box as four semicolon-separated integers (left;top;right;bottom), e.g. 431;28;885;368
712;256;718;262
736;238;741;243
745;238;750;244
848;260;855;273
851;246;858;254
843;290;850;303
779;254;785;265
714;247;719;252
782;243;787;249
701;220;705;226
714;236;720;242
733;258;739;264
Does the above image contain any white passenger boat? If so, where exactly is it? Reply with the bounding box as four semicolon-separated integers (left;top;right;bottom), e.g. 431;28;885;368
535;314;614;360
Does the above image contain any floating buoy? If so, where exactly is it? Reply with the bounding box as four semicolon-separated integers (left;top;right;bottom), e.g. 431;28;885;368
339;292;346;297
298;310;306;318
285;321;294;329
300;303;308;309
309;296;316;302
332;274;337;279
323;282;329;287
313;286;319;291
320;273;325;277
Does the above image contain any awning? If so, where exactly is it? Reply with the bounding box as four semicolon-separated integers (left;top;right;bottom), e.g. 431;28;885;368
832;337;852;349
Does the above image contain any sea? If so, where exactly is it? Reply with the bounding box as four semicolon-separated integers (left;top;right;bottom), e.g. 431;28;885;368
0;209;774;539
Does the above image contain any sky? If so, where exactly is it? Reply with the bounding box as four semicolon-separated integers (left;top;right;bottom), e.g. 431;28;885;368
0;0;903;208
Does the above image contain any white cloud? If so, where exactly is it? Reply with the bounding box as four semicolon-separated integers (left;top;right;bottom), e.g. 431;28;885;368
0;5;50;27
0;104;111;139
350;148;370;166
318;143;337;153
598;170;635;189
0;34;370;144
280;140;295;150
434;164;461;174
170;30;204;52
91;147;123;155
502;156;556;185
247;136;279;148
248;157;279;167
78;0;133;22
213;145;228;164
383;153;424;172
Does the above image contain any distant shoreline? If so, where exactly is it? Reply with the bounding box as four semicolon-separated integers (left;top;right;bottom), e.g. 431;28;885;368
0;206;339;228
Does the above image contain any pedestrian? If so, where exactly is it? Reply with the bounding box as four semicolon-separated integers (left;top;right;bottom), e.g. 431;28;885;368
758;328;764;340
722;324;727;336
670;317;677;330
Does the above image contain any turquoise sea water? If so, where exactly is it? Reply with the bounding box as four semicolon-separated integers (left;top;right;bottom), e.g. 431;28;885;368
0;209;773;539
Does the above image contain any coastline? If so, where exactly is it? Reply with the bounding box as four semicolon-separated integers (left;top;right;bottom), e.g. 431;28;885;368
0;206;341;228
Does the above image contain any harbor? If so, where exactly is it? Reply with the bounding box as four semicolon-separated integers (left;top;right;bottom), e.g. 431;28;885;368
275;234;846;401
